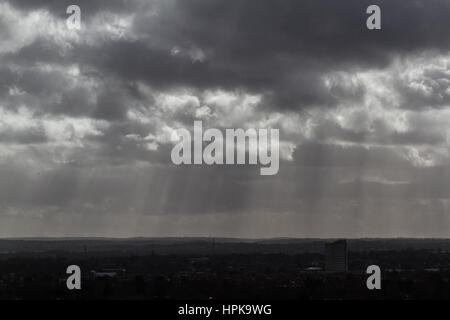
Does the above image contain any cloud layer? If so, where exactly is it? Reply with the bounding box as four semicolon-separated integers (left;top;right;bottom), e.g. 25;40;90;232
0;0;450;237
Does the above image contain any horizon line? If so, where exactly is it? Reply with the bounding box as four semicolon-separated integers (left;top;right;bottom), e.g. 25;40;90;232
2;236;450;241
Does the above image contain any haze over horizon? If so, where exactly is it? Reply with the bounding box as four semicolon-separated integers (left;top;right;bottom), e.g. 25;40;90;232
1;0;450;238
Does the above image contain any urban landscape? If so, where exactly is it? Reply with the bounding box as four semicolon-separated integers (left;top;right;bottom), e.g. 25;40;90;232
1;238;450;300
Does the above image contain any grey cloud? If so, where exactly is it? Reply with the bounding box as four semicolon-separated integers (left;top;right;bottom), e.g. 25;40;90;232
292;143;409;167
396;67;450;110
0;127;47;145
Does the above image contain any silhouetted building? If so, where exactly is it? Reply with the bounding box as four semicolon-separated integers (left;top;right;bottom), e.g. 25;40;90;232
325;240;348;272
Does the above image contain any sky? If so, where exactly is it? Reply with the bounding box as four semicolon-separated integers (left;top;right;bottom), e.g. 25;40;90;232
0;0;450;238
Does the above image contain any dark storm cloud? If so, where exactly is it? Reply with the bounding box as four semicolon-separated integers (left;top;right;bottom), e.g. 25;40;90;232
126;0;450;108
2;37;69;68
5;0;449;110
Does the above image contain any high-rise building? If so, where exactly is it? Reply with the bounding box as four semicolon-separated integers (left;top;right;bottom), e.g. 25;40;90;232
325;240;348;272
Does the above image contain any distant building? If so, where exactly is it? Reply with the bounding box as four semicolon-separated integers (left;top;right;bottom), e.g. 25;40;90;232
325;240;348;272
